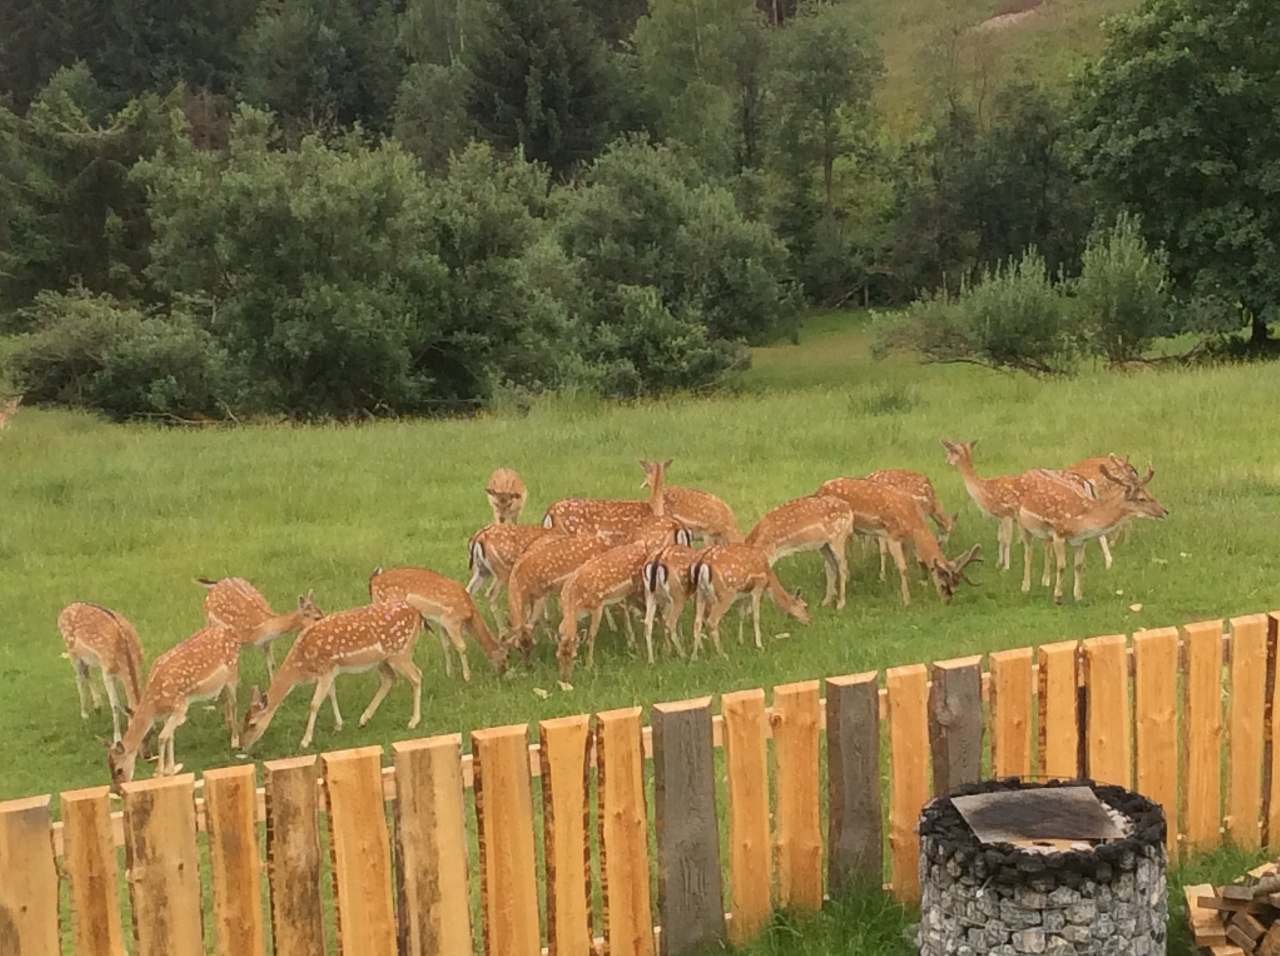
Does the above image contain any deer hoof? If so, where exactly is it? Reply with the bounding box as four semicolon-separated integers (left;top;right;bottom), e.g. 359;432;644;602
407;718;421;730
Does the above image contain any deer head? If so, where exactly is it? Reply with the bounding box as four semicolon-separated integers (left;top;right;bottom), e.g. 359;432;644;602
930;544;983;603
107;740;136;792
297;590;324;623
941;439;976;467
639;458;674;491
1101;463;1167;520
240;685;271;750
787;588;812;625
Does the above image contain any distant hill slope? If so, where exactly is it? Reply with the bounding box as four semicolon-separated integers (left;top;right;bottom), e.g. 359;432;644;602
850;0;1145;135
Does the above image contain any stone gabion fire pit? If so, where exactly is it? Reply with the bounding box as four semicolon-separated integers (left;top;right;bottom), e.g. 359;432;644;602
917;778;1169;955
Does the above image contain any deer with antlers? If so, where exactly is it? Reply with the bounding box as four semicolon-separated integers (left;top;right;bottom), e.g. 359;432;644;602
641;459;741;543
368;566;506;681
1016;464;1168;603
817;477;982;605
486;467;528;525
745;494;854;610
241;600;425;750
941;439;1026;572
466;522;559;614
640;542;699;664
107;623;242;787
689;543;811;658
542;459;669;542
197;577;322;678
59;603;145;744
865;468;957;580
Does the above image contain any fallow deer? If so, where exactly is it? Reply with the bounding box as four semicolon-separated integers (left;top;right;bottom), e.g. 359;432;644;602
505;533;618;655
641;459;742;543
942;439;1023;571
197;577;322;678
1016;464;1168;603
745;495;854;610
640;542;700;664
368;566;507;682
542;459;668;542
817;478;983;606
466;522;559;612
690;543;811;657
865;468;957;581
59;602;145;743
108;623;242;787
241;600;425;750
1065;453;1144;552
0;394;21;430
486;467;528;525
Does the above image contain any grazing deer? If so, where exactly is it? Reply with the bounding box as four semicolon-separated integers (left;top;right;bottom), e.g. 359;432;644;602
466;523;559;612
486;467;528;525
108;624;242;787
865;469;957;581
641;542;699;664
197;577;322;678
0;394;21;430
241;601;425;750
1017;464;1168;603
690;543;810;657
505;533;618;655
368;566;506;681
817;478;983;605
942;439;1024;572
745;495;854;610
542;459;668;542
59;603;145;744
642;459;742;543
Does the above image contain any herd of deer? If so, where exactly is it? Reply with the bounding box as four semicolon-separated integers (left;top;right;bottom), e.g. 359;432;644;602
54;442;1166;787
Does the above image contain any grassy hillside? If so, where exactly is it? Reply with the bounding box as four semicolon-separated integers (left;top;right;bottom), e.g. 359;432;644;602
853;0;1145;134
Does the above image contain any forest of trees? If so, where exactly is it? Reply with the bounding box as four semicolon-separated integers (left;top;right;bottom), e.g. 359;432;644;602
1;0;1276;418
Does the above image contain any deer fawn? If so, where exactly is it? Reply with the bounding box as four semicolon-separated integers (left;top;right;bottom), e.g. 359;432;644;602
746;494;854;610
942;439;1025;572
542;459;668;542
242;600;425;750
198;577;322;678
466;523;559;613
59;603;145;744
817;478;983;605
486;468;528;524
641;459;741;543
640;542;699;664
690;543;810;658
108;624;242;787
1017;464;1168;603
368;566;507;681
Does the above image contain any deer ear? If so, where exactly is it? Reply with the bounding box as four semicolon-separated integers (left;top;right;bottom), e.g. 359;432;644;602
1142;464;1154;484
109;741;124;756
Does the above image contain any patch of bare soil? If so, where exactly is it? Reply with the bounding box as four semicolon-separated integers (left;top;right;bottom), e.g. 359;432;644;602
974;0;1045;32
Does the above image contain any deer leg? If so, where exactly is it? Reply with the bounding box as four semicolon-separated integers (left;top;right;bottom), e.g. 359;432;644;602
664;599;687;658
831;537;849;609
1041;540;1053;588
751;588;764;651
691;594;706;660
87;665;104;712
301;674;335;749
389;655;423;730
328;682;344;731
157;713;182;776
435;624;455;679
586;609;605;669
878;538;889;582
603;607;617;632
707;596;733;659
737;607;747;645
262;642;276;681
71;659;92;721
1020;528;1034;593
819;547;838;608
103;674;123;744
643;591;659;665
621;603;637;650
360;664;396;728
1052;537;1067;605
223;682;240;750
441;618;472;683
1073;543;1086;602
888;539;912;606
1098;534;1114;571
1000;517;1014;571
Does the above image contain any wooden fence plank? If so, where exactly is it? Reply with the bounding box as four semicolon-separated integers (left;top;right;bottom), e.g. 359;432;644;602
825;673;882;895
1084;635;1131;788
204;765;267;956
61;786;125;956
596;707;656;956
539;717;594;956
721;689;772;945
887;664;930;903
263;756;325;956
322;746;397;956
474;724;542;956
772;680;822;913
1184;620;1224;851
990;648;1033;779
1133;628;1179;854
0;794;59;956
928;656;984;794
392;734;475;956
652;698;726;956
1268;612;1280;853
121;774;204;956
1038;640;1080;779
1227;615;1269;850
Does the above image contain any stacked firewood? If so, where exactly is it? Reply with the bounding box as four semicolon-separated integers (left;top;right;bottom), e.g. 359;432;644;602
1186;862;1280;955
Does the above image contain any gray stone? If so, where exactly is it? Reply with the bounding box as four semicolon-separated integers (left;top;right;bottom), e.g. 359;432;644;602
1061;924;1091;944
1093;914;1115;939
1001;899;1042;928
1012;928;1047;954
1042;911;1065;933
1015;886;1048;909
1048;885;1080;907
1065;900;1097;925
987;923;1010;946
1045;937;1076;956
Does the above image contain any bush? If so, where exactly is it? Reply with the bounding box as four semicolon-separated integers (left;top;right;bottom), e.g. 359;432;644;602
9;288;228;420
1072;213;1174;364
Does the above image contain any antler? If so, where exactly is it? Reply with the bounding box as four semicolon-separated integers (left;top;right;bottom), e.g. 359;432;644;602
952;544;983;586
1142;463;1154;485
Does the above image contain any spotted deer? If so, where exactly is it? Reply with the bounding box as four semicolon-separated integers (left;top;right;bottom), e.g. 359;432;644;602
197;577;322;678
690;543;811;657
368;566;507;681
59;603;145;743
816;477;983;605
0;394;20;430
466;523;559;613
640;542;700;664
642;459;741;543
241;601;425;750
542;459;668;542
504;533;618;655
1016;464;1168;603
1065;453;1145;554
745;494;855;610
486;467;528;525
108;624;242;787
942;439;1024;571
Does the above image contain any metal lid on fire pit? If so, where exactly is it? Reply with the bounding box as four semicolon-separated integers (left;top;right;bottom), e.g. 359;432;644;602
951;785;1125;847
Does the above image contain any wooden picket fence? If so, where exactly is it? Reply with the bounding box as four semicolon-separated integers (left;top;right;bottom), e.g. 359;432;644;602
2;611;1279;955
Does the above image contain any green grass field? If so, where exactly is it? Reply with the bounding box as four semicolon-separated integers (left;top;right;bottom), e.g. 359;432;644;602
2;311;1277;951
